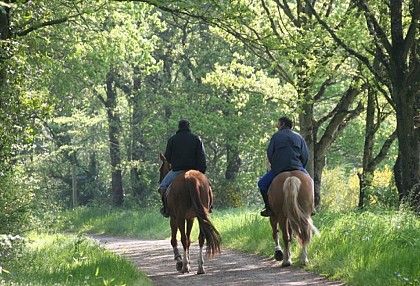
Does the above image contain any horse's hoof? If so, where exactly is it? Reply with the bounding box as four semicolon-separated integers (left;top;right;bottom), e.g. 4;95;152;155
281;261;291;267
197;269;205;275
182;265;191;273
274;250;283;261
176;261;183;272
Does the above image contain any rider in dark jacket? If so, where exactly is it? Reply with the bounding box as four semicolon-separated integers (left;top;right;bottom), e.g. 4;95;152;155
159;119;207;217
164;124;206;173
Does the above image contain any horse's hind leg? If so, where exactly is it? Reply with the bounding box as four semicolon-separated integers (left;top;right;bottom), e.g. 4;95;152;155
270;216;283;261
180;218;192;273
301;243;309;265
197;228;205;274
280;218;292;267
170;217;183;272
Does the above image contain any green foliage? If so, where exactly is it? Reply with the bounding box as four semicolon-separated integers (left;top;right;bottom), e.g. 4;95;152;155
322;167;359;211
214;179;245;207
365;166;399;208
1;233;151;286
0;171;34;235
0;235;26;276
3;0;412;227
322;166;399;211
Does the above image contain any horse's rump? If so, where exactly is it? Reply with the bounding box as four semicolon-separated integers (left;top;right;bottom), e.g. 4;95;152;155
167;170;211;217
269;171;318;245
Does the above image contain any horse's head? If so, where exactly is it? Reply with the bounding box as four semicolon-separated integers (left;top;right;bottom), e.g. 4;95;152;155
159;153;171;183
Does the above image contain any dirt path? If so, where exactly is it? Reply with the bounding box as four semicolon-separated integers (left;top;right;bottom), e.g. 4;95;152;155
91;235;344;286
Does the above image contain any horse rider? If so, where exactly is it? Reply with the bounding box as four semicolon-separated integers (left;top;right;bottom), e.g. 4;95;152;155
258;116;310;217
158;119;207;217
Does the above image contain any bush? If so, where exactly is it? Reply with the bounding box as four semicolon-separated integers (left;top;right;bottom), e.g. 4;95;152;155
321;166;399;211
0;171;34;235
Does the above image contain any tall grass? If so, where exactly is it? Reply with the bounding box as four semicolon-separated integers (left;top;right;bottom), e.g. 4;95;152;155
1;233;152;286
308;210;419;286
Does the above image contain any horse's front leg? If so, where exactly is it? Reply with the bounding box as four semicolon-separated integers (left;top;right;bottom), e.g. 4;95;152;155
170;217;183;272
280;218;292;267
270;216;283;261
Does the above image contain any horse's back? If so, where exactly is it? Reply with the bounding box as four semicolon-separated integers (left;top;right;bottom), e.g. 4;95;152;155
269;171;314;214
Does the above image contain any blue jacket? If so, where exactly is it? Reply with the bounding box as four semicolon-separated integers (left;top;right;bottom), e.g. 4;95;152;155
164;129;207;173
267;127;309;175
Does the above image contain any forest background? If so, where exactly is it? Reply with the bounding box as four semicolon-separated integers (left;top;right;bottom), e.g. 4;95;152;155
0;0;419;265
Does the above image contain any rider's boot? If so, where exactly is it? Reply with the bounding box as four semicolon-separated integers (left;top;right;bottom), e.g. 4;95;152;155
158;188;169;218
260;189;274;217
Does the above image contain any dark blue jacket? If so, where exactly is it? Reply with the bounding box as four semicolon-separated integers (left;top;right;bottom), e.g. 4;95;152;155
164;129;207;173
267;127;309;175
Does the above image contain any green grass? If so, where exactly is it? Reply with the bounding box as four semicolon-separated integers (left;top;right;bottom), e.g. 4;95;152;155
3;206;418;286
307;210;420;286
60;206;169;238
1;233;152;286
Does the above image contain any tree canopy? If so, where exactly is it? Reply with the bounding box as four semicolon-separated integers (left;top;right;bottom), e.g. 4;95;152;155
0;0;418;237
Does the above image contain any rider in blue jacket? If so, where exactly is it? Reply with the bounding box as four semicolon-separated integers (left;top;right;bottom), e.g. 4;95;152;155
258;116;310;217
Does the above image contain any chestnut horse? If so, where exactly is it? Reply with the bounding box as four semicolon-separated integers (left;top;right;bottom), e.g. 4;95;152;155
268;171;319;267
159;153;221;274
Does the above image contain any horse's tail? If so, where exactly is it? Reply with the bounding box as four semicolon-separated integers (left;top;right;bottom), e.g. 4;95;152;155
185;173;221;258
283;176;320;246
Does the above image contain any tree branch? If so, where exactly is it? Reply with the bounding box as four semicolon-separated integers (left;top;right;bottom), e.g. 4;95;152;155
304;0;388;87
15;17;69;37
368;130;397;169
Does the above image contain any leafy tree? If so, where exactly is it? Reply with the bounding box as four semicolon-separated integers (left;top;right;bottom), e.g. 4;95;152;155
308;0;420;209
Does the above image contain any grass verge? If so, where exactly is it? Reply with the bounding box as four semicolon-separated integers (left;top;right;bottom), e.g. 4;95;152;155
0;233;152;286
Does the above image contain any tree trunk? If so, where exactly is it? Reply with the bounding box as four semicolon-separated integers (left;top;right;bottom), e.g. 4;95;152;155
225;144;241;180
359;89;375;208
71;162;78;208
0;4;10;86
388;0;420;207
299;104;315;177
105;70;124;206
129;70;146;198
129;111;146;197
394;89;420;207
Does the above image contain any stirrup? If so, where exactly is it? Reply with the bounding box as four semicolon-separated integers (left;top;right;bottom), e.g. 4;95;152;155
260;209;274;217
160;207;169;218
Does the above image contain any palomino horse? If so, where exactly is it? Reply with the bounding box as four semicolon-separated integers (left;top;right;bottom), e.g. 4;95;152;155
159;153;221;274
268;171;319;267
